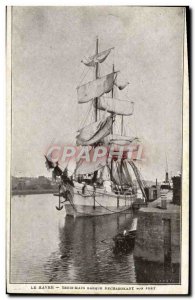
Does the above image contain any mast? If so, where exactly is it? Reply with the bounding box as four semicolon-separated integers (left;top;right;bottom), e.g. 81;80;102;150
94;37;99;122
121;116;124;135
92;37;99;183
110;64;115;182
111;64;115;134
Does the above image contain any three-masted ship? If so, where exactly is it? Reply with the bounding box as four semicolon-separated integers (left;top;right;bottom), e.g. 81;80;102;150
45;38;147;217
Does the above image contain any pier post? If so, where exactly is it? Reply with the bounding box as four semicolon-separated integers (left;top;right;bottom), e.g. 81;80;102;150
161;194;167;209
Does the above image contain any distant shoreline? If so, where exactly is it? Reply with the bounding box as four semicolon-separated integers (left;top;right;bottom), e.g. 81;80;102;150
12;189;58;196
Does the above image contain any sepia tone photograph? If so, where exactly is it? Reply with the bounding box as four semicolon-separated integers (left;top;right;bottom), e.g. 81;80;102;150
6;6;189;294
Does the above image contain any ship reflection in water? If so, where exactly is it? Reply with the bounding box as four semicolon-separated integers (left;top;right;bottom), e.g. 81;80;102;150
44;213;137;283
11;195;180;284
44;215;180;284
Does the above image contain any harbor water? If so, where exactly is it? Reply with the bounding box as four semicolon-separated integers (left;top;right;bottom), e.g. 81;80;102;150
10;194;180;284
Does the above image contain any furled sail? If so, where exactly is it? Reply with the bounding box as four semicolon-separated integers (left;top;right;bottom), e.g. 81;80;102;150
111;160;133;187
76;116;113;146
75;147;108;175
75;158;107;175
103;134;139;146
111;161;122;186
77;72;117;103
122;160;133;186
110;134;139;146
81;48;113;67
97;97;134;116
111;160;128;186
111;134;138;142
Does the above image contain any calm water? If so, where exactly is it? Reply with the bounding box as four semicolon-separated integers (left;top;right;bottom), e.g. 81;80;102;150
10;194;180;284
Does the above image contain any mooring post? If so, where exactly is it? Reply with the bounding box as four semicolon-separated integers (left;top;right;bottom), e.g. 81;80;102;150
161;194;167;209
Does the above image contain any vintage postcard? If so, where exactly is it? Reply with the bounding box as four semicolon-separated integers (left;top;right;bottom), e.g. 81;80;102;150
6;6;189;294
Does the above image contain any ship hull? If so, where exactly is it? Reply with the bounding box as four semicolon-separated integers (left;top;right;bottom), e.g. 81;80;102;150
64;186;136;217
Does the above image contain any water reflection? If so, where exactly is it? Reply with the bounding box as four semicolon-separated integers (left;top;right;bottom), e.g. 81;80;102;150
11;195;180;284
44;213;137;284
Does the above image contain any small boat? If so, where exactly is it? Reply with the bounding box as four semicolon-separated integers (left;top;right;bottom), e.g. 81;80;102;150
113;230;136;251
113;218;137;252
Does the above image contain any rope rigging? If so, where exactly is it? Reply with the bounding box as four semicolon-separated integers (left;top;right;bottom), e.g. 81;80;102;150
59;182;133;215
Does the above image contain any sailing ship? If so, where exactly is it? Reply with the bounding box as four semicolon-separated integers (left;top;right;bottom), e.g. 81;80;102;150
45;38;147;217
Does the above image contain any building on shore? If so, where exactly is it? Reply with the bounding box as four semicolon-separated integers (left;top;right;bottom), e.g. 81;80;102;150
11;176;56;191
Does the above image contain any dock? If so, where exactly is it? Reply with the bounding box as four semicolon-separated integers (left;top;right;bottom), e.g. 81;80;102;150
134;191;180;264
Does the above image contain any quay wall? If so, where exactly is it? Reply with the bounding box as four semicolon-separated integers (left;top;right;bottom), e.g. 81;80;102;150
134;195;180;264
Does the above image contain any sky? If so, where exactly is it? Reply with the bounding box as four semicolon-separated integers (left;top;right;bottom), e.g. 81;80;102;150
11;6;184;181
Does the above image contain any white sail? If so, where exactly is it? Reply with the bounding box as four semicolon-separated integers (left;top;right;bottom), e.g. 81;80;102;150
101;165;110;181
111;160;127;186
123;160;133;186
111;160;133;187
109;134;139;146
103;134;139;145
97;97;134;116
81;48;114;67
111;134;137;142
77;72;117;103
111;161;121;186
75;159;107;175
76;116;113;146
